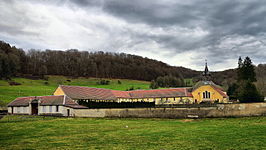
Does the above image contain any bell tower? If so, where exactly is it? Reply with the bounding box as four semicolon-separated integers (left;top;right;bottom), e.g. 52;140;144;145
202;60;211;81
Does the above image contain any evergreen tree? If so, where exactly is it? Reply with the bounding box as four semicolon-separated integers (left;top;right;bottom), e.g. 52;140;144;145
238;80;263;103
242;57;256;82
234;56;263;102
227;83;238;100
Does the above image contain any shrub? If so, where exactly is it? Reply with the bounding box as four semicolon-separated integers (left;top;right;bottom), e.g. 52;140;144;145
8;81;21;86
117;80;122;84
96;79;110;85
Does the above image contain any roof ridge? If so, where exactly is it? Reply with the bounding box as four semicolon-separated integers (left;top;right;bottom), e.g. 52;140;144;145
60;85;115;91
15;95;64;99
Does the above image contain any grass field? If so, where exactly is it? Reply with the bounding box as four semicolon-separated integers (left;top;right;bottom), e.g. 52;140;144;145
0;116;265;149
0;76;150;105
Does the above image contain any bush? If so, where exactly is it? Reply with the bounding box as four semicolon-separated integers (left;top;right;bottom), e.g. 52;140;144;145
8;81;21;86
126;86;135;91
117;80;122;84
96;79;110;85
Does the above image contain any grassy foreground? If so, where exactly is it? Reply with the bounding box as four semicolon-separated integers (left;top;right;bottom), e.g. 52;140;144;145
0;116;265;149
0;76;150;105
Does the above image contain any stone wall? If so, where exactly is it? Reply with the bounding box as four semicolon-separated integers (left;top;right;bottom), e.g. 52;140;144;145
73;102;266;118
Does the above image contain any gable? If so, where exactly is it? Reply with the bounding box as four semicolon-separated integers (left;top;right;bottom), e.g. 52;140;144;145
54;87;65;96
192;85;227;98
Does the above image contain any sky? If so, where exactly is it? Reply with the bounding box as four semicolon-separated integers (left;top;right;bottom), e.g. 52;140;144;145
1;0;266;71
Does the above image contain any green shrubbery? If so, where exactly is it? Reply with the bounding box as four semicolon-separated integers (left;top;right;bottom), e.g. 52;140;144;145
150;75;184;89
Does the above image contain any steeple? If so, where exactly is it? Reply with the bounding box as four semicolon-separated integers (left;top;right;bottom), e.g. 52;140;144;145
202;60;211;81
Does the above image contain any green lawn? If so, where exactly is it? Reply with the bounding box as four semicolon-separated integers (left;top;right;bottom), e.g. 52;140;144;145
0;116;265;149
0;76;150;105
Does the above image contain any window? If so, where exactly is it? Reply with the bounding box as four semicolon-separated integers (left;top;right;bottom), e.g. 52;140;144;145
203;91;211;99
56;106;59;112
43;106;46;113
17;107;20;113
49;106;52;113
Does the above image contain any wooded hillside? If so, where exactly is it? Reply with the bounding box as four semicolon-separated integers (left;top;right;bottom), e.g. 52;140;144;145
0;41;198;81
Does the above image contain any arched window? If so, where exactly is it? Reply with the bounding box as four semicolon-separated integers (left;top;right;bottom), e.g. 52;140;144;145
203;91;211;99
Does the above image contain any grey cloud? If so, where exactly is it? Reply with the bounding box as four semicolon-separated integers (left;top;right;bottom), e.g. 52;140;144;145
1;0;266;70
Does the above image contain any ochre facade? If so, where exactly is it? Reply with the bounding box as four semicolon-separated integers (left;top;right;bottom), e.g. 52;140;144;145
192;85;228;103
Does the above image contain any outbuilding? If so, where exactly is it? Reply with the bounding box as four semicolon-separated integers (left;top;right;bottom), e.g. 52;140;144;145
7;95;87;116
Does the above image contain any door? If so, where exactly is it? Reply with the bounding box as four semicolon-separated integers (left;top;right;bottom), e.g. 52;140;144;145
11;107;13;114
67;109;70;117
31;103;38;115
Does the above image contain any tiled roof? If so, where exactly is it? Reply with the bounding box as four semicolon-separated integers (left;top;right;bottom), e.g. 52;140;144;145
128;88;192;98
60;85;118;100
192;81;222;91
39;95;76;106
212;86;228;98
7;95;87;108
64;104;88;109
59;85;192;100
7;97;32;107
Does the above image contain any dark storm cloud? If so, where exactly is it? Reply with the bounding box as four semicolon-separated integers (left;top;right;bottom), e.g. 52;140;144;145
71;0;266;60
1;0;266;70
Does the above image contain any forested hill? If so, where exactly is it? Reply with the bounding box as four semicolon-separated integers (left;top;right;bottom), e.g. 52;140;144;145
0;41;199;81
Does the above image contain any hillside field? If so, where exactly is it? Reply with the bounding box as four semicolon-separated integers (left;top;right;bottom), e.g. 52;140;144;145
0;76;150;105
0;116;265;149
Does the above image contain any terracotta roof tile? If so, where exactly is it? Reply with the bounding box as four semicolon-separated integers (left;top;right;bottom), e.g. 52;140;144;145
7;95;87;108
212;86;227;98
59;85;192;100
60;85;117;100
128;88;192;98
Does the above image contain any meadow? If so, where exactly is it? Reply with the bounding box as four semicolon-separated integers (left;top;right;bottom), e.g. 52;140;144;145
0;115;265;149
0;76;150;105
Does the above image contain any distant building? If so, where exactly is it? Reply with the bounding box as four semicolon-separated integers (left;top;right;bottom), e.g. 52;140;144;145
7;62;228;115
7;95;87;116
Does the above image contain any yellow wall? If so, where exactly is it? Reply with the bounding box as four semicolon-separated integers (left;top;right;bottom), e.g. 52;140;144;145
154;97;193;105
53;87;65;96
192;85;226;103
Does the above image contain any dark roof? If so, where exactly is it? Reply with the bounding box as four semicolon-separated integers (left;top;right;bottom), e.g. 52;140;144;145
39;95;76;106
64;104;88;109
193;81;221;90
7;97;32;107
7;95;87;108
59;85;192;100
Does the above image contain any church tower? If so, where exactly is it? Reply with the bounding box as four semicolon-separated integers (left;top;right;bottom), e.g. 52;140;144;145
202;60;211;81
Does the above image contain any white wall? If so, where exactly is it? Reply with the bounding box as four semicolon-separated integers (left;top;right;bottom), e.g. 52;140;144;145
39;105;62;114
38;105;74;116
61;106;74;117
8;106;30;114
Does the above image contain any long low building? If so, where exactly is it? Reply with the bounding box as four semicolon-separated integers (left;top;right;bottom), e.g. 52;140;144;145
7;95;87;116
54;85;194;105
